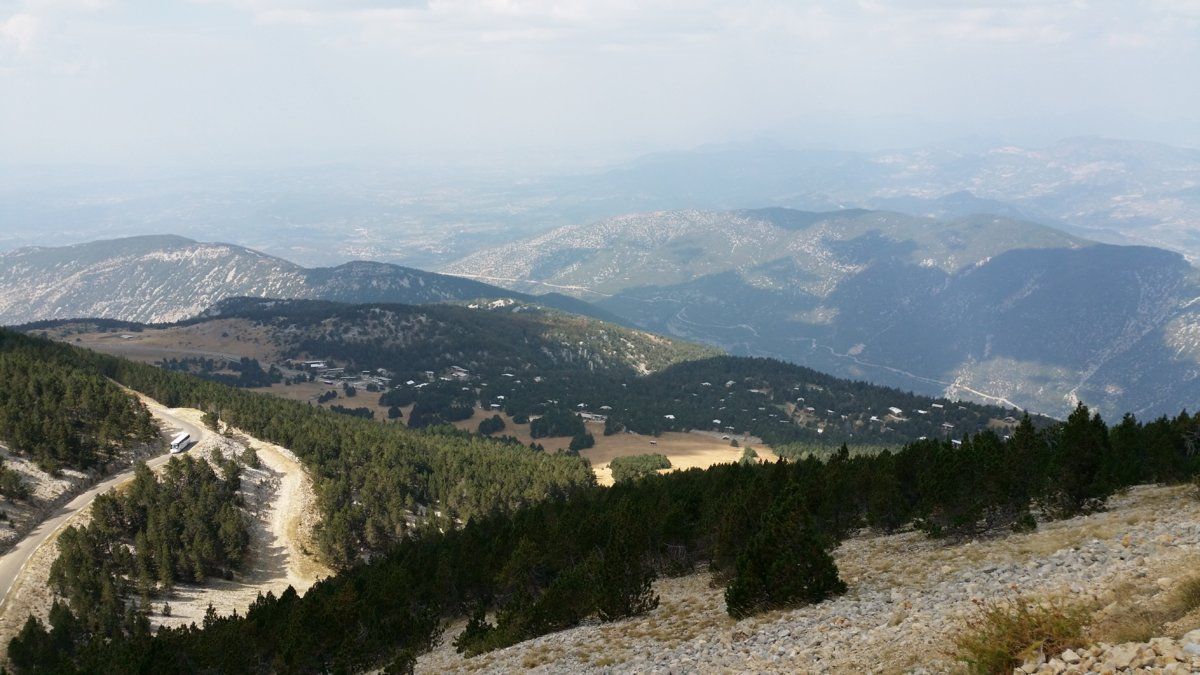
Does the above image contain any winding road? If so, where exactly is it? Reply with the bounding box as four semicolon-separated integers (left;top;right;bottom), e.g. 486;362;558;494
0;404;206;613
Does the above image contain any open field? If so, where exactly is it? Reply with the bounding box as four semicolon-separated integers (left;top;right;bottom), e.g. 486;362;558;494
44;320;279;364
450;413;777;486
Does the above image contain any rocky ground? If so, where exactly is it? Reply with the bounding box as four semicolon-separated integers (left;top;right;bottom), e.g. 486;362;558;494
1020;632;1200;674
0;441;159;554
417;484;1200;674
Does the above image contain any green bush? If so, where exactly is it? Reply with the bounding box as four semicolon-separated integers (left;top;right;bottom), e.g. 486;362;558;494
0;463;29;500
477;415;505;435
725;486;846;618
568;432;595;453
609;454;671;483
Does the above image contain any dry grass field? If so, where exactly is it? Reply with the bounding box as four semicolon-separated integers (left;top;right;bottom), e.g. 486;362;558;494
47;320;278;364
450;414;777;486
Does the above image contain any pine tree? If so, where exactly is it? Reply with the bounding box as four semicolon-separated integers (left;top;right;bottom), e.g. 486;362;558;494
1048;403;1112;516
724;485;846;617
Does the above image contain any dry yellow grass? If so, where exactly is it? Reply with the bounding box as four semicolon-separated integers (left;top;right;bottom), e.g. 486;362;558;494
951;596;1089;675
62;320;278;364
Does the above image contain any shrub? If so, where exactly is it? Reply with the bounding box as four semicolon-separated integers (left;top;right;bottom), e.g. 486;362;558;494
240;446;260;470
568;432;595;453
738;447;758;465
609;454;671;483
952;596;1087;674
477;415;505;435
0;464;29;501
1169;575;1200;616
724;486;846;617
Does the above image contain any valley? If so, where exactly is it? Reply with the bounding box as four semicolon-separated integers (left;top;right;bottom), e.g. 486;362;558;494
6;0;1199;670
25;300;1028;468
2;262;1200;673
446;207;1200;420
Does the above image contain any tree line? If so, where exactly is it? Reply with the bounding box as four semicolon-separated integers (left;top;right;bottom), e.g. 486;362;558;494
0;336;157;474
387;355;1038;451
11;403;1199;673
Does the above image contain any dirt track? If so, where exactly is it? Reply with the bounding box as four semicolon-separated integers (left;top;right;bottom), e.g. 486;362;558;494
0;399;328;652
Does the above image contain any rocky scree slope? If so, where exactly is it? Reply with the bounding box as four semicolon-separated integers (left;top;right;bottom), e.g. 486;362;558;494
418;484;1200;674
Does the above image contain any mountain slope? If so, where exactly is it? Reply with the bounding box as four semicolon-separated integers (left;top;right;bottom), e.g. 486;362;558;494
0;235;609;325
190;296;714;376
25;298;1034;450
447;208;1200;418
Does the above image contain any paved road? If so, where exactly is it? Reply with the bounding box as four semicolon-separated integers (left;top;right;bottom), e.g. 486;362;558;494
0;406;207;611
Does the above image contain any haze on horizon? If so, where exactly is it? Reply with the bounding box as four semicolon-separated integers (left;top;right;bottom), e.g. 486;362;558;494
1;0;1198;169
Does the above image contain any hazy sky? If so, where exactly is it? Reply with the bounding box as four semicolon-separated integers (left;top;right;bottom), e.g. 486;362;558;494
2;0;1198;167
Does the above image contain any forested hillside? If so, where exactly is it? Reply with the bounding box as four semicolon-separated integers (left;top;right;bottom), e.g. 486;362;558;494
193;297;713;377
0;338;157;472
26;302;1032;450
411;355;1039;448
0;329;593;569
49;456;250;638
11;403;1199;673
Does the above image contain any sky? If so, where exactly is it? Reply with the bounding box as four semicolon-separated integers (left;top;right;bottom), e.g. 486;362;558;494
1;0;1199;167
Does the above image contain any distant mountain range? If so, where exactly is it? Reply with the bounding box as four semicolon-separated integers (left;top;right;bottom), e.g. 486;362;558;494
537;137;1200;263
0;235;617;325
4;137;1197;269
6;214;1199;420
447;207;1200;419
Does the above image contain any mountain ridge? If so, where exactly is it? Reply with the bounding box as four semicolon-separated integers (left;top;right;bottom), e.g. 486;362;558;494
0;235;618;326
446;207;1199;418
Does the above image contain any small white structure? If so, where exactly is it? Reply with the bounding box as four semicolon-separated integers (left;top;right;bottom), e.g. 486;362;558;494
888;407;903;416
